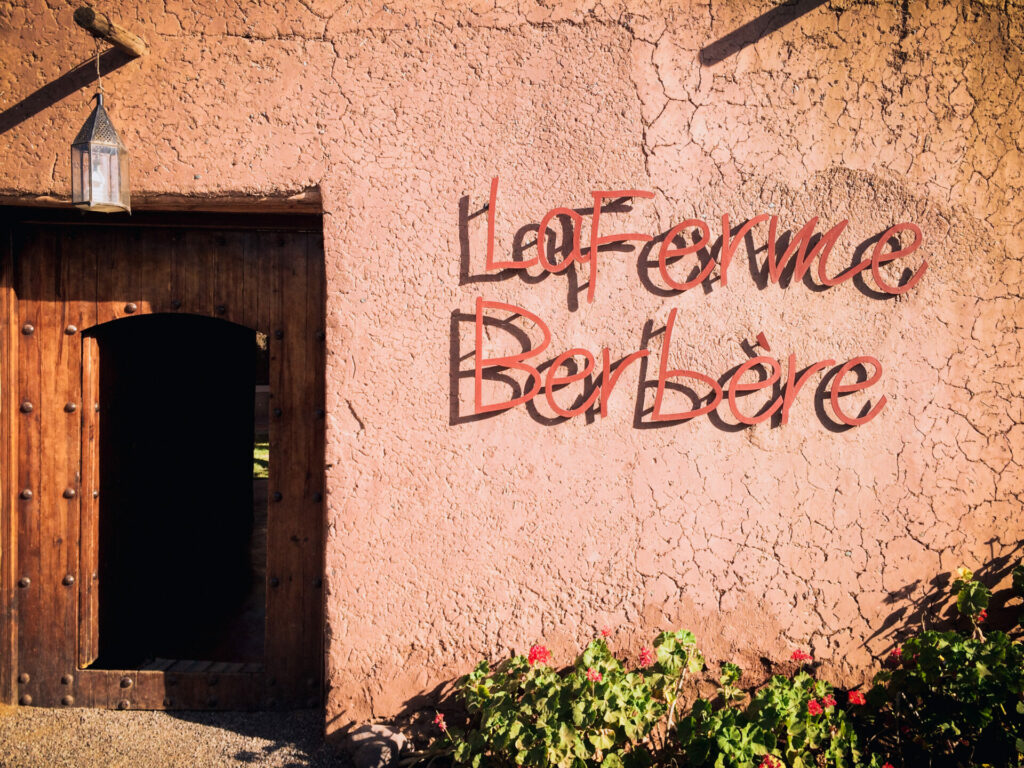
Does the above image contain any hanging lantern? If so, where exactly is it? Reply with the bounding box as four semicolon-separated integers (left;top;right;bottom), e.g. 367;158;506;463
71;93;131;213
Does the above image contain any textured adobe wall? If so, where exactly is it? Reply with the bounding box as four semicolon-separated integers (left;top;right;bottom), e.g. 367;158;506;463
2;0;1022;735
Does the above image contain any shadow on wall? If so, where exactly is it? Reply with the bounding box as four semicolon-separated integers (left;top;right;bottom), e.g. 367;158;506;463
0;48;135;135
459;191;914;309
449;307;886;430
453;192;916;429
699;0;832;66
457;193;635;312
326;541;1023;750
865;539;1024;651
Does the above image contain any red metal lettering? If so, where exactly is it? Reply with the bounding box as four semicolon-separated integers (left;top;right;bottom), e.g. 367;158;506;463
727;354;782;425
658;219;713;291
536;207;584;273
830;356;887;425
719;213;770;287
870;222;926;295
767;216;850;285
586;190;655;302
780;354;835;425
544;348;599;417
599;348;650;418
652;308;723;421
473;297;551;413
485;177;539;270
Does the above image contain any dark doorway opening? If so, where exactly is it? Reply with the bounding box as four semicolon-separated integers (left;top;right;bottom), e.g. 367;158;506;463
89;313;267;669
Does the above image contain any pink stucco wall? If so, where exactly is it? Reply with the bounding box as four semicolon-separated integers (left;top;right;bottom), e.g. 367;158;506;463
2;0;1022;734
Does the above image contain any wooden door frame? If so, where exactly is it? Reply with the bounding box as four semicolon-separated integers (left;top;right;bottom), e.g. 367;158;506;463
0;206;326;709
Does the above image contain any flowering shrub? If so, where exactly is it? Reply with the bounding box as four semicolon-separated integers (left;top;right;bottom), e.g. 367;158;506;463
674;666;886;768
854;629;1024;766
444;630;703;768
419;563;1023;767
853;567;1024;767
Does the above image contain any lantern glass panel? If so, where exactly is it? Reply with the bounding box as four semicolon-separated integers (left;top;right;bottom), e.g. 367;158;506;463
91;145;112;205
117;150;130;210
71;144;89;204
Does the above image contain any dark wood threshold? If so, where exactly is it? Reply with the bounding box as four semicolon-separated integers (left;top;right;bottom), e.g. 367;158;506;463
75;666;266;710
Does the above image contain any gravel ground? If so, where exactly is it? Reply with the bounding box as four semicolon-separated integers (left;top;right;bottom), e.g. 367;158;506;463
0;706;349;768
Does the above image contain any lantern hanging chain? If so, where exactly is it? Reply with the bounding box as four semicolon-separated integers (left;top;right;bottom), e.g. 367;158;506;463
94;36;104;96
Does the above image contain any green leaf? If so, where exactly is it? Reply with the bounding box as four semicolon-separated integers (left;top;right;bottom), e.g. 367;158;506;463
589;730;615;751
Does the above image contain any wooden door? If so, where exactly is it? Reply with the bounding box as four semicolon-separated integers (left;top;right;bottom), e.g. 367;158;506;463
0;209;326;710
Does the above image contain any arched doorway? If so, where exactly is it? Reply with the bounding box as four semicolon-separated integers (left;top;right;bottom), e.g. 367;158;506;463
88;313;264;669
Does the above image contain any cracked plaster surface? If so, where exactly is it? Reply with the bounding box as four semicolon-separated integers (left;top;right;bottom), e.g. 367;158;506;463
1;0;1022;733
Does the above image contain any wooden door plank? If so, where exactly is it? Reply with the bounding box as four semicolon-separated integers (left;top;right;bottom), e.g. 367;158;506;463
140;224;173;316
265;233;303;699
168;228;186;318
194;229;216;317
119;227;143;320
93;228;127;327
255;231;280;335
260;232;283;697
185;229;210;317
212;230;246;329
67;225;99;682
240;231;260;332
16;226;57;706
300;231;326;706
78;335;100;668
14;227;47;706
130;668;168;709
49;232;83;700
0;223;19;705
76;669;122;709
69;227;99;333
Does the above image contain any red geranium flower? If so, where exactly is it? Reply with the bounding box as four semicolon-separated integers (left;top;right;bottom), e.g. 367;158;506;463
889;646;902;658
758;755;781;768
822;693;836;709
807;699;823;716
528;644;552;666
848;690;866;705
882;763;894;768
585;667;602;683
600;628;611;637
638;647;656;668
791;649;813;662
433;712;447;732
977;609;987;623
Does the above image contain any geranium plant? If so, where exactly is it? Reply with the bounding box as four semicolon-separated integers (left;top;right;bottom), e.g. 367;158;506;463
438;630;703;768
674;659;886;768
853;566;1024;767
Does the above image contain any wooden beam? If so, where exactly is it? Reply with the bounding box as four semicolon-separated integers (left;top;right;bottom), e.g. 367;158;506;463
0;188;325;215
73;7;148;58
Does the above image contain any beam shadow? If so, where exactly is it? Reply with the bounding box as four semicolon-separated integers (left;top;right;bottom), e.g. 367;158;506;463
700;0;831;66
0;48;135;135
